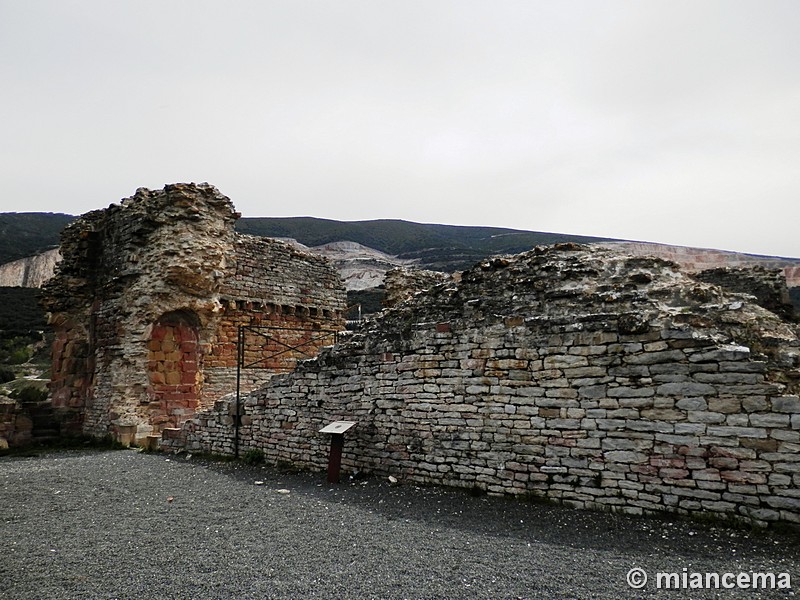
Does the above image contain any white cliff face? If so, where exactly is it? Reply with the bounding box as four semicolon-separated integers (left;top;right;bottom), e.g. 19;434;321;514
272;239;417;290
311;241;415;290
0;248;61;287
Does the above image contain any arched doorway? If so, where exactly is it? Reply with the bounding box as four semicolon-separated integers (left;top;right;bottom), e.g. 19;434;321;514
147;310;202;432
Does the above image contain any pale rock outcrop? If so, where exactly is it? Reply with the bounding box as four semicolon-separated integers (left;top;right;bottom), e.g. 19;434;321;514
0;248;60;287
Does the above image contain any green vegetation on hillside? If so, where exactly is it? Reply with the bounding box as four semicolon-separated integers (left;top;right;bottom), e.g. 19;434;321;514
0;213;73;264
0;287;47;331
0;287;49;370
0;287;47;335
236;217;611;271
0;286;50;375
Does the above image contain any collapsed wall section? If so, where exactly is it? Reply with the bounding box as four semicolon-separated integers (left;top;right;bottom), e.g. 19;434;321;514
693;266;797;323
599;241;800;288
166;244;800;526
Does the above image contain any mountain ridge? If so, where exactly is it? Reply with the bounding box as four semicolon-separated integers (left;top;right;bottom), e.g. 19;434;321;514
0;212;616;271
2;212;799;280
230;216;616;272
1;211;799;314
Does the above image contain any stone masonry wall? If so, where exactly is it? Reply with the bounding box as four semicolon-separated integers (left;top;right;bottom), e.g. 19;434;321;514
203;235;346;401
164;244;800;527
383;268;453;308
41;184;346;443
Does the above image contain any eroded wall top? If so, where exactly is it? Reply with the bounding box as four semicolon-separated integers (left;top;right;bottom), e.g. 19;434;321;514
42;182;238;321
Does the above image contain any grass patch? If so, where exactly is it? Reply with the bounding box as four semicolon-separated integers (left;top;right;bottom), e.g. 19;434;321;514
241;448;265;465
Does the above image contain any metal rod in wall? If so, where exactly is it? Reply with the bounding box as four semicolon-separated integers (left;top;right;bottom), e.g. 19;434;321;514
235;325;242;458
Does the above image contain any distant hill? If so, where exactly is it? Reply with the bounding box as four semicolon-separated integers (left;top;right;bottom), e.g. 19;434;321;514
0;213;74;265
0;287;46;334
0;212;611;272
2;211;798;290
236;217;611;271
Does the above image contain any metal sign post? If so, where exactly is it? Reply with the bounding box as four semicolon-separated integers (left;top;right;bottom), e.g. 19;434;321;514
319;421;356;483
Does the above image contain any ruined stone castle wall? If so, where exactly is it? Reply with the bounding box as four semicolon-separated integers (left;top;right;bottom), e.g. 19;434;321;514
382;267;453;308
164;245;800;526
41;184;346;443
694;266;797;323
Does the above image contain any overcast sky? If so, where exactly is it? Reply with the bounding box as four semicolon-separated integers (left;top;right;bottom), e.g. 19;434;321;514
1;1;798;258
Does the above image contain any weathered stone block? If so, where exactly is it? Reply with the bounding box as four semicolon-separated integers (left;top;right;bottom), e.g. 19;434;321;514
578;385;607;399
641;408;685;421
625;350;686;365
675;397;707;411
686;411;725;424
764;496;800;511
707;398;741;413
674;423;706;435
688;345;750;362
608;386;655;398
657;382;717;397
698;372;765;385
749;413;790;428
605;450;648;464
706;426;766;439
772;396;800;413
543;355;588;369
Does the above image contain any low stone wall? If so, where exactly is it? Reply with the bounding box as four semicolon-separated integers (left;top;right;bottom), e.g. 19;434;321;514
163;245;800;527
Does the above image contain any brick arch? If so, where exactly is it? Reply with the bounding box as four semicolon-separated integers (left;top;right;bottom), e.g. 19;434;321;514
147;310;202;433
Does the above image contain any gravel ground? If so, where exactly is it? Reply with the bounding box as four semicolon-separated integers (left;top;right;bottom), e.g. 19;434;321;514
2;449;800;599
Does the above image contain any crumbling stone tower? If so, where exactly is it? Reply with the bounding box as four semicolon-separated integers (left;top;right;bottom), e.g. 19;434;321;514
41;183;346;443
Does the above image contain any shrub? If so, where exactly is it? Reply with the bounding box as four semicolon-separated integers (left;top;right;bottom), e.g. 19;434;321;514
0;366;14;383
242;448;265;465
10;385;48;403
8;348;31;365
